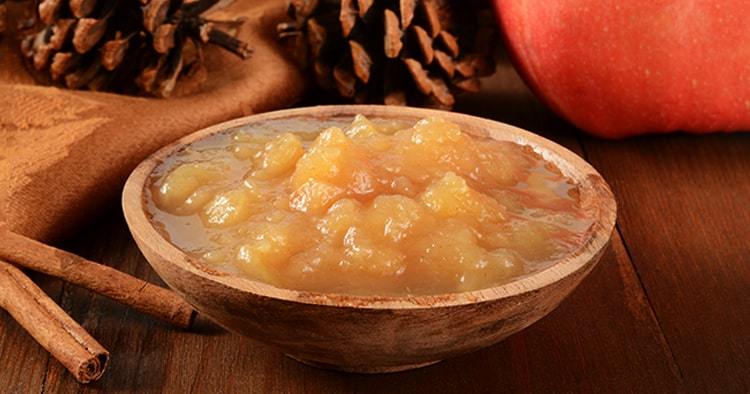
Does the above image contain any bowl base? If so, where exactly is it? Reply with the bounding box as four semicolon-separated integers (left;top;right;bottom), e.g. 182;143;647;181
286;354;441;374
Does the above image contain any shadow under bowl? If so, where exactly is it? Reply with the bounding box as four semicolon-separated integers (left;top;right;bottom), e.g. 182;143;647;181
122;105;617;373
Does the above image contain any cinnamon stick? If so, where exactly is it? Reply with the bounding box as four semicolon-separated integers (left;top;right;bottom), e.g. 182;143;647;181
0;228;196;329
0;260;109;383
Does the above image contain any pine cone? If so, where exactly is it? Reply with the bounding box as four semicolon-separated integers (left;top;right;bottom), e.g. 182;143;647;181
17;0;252;97
278;0;496;109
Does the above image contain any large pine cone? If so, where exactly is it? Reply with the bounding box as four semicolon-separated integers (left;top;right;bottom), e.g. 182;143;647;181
278;0;496;109
17;0;251;97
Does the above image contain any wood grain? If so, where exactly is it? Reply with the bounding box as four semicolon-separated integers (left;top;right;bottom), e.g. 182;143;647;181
41;63;688;391
0;274;58;393
0;228;195;328
121;105;616;373
42;210;678;393
0;259;109;383
582;134;750;392
0;46;747;392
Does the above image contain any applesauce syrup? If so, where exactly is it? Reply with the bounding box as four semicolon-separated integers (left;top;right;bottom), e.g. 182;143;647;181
146;116;594;295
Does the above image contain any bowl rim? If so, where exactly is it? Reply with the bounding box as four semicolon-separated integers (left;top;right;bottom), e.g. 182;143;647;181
122;105;616;309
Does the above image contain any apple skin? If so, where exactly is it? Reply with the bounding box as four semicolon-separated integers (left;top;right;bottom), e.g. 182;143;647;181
495;0;750;138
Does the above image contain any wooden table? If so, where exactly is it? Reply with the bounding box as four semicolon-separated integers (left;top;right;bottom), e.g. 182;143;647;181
1;56;748;393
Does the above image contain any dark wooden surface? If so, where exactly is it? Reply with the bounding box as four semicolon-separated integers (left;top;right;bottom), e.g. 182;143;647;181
1;57;749;393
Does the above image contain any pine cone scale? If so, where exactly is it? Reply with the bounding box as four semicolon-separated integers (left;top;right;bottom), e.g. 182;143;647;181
437;30;458;57
339;0;357;38
412;25;433;64
16;0;251;97
49;19;75;49
100;36;128;70
72;18;106;53
143;0;170;33
153;24;176;54
420;1;440;38
50;52;75;80
69;0;95;18
333;64;356;98
399;0;415;28
434;50;453;78
383;9;401;58
38;0;62;24
356;0;372;18
279;0;496;108
403;58;431;95
349;40;371;83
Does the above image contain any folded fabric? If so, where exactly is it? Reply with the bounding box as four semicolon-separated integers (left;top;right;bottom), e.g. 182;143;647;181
0;0;306;242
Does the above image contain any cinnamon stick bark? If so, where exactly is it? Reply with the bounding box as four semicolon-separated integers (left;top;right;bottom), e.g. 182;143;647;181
0;260;109;383
0;228;196;329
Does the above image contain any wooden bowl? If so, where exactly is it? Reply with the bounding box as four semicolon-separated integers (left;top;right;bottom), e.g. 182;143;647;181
122;105;617;373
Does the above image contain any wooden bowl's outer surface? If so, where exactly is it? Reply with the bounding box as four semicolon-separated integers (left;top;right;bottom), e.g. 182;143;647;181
123;105;616;371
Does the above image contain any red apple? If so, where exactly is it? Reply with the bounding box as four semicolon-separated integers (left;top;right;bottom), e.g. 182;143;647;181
495;0;750;138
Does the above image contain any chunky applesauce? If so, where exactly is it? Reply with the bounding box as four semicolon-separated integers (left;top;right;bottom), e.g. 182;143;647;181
146;116;593;295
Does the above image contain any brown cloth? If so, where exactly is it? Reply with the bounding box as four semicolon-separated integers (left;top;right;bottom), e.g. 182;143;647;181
0;0;306;242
